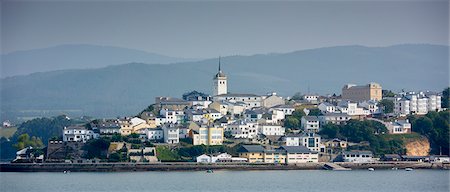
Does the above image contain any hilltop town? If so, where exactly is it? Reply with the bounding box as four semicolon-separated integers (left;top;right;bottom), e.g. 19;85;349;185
6;60;449;167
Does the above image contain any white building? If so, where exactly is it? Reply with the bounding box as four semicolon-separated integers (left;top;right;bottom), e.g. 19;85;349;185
213;59;227;96
318;113;352;125
386;120;411;134
341;151;374;163
271;105;295;115
144;128;164;141
318;102;336;114
196;154;212;163
63;126;96;143
196;153;247;163
337;100;369;116
162;124;180;144
281;146;319;163
262;93;285;108
303;94;319;104
358;100;381;114
157;109;185;125
257;124;285;136
394;91;442;116
283;134;301;146
214;93;264;110
226;120;258;139
301;116;320;132
298;132;324;153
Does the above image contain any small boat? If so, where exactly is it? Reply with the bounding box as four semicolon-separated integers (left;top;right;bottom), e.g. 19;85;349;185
391;167;398;170
405;168;413;171
368;168;375;171
206;169;214;173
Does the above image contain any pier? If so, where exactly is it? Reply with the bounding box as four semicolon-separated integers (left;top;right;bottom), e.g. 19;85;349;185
323;163;351;171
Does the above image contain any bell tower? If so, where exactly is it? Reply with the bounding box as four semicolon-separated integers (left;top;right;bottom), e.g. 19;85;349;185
213;57;227;96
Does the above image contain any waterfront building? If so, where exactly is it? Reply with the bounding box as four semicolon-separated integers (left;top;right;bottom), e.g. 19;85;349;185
263;149;287;164
196;153;248;163
341;82;382;102
280;145;319;163
196;154;212;163
237;145;265;163
340;150;374;163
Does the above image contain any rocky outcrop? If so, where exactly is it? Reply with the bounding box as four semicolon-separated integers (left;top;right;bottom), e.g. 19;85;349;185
405;138;430;156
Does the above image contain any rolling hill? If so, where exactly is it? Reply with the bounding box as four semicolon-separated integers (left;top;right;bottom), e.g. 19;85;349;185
1;44;448;121
1;44;199;77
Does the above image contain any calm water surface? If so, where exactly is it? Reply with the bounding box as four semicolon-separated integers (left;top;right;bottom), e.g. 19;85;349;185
1;170;449;192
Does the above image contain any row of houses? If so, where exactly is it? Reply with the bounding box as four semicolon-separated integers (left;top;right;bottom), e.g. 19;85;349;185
236;145;319;164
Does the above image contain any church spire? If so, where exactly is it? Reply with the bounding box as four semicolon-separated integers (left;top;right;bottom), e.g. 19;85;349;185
218;56;221;72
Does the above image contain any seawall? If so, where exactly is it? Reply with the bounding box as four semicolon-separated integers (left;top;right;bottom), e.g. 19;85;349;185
1;162;448;172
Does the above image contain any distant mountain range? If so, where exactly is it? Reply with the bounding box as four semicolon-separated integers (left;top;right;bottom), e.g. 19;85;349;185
1;44;200;77
1;44;448;121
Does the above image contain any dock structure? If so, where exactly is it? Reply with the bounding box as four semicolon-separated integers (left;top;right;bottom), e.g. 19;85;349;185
323;163;351;171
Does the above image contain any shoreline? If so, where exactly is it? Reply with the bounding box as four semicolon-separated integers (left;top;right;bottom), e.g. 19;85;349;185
1;162;449;172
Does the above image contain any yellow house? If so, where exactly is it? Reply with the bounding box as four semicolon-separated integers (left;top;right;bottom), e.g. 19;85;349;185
118;119;133;136
139;112;157;128
191;125;224;145
237;145;265;163
263;149;286;164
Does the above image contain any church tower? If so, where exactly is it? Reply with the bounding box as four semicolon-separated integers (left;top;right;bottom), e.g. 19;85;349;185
213;57;227;96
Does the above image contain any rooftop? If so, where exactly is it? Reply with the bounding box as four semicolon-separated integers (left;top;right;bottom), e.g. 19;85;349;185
237;145;265;153
280;146;316;154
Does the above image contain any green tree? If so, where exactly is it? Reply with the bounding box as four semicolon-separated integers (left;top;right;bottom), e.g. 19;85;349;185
108;153;122;162
413;117;434;136
319;123;340;139
378;99;394;113
284;116;300;129
291;92;302;100
83;138;110;159
382;90;396;97
13;134;44;150
292;110;306;119
442;87;449;108
308;108;322;116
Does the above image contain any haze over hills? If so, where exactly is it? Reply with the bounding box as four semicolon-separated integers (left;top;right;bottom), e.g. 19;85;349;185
1;44;448;122
0;44;200;77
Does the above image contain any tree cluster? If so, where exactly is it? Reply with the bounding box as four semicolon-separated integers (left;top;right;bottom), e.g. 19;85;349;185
408;110;449;155
319;120;404;155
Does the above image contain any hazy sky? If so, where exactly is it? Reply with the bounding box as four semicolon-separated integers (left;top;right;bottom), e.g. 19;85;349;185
1;0;448;58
